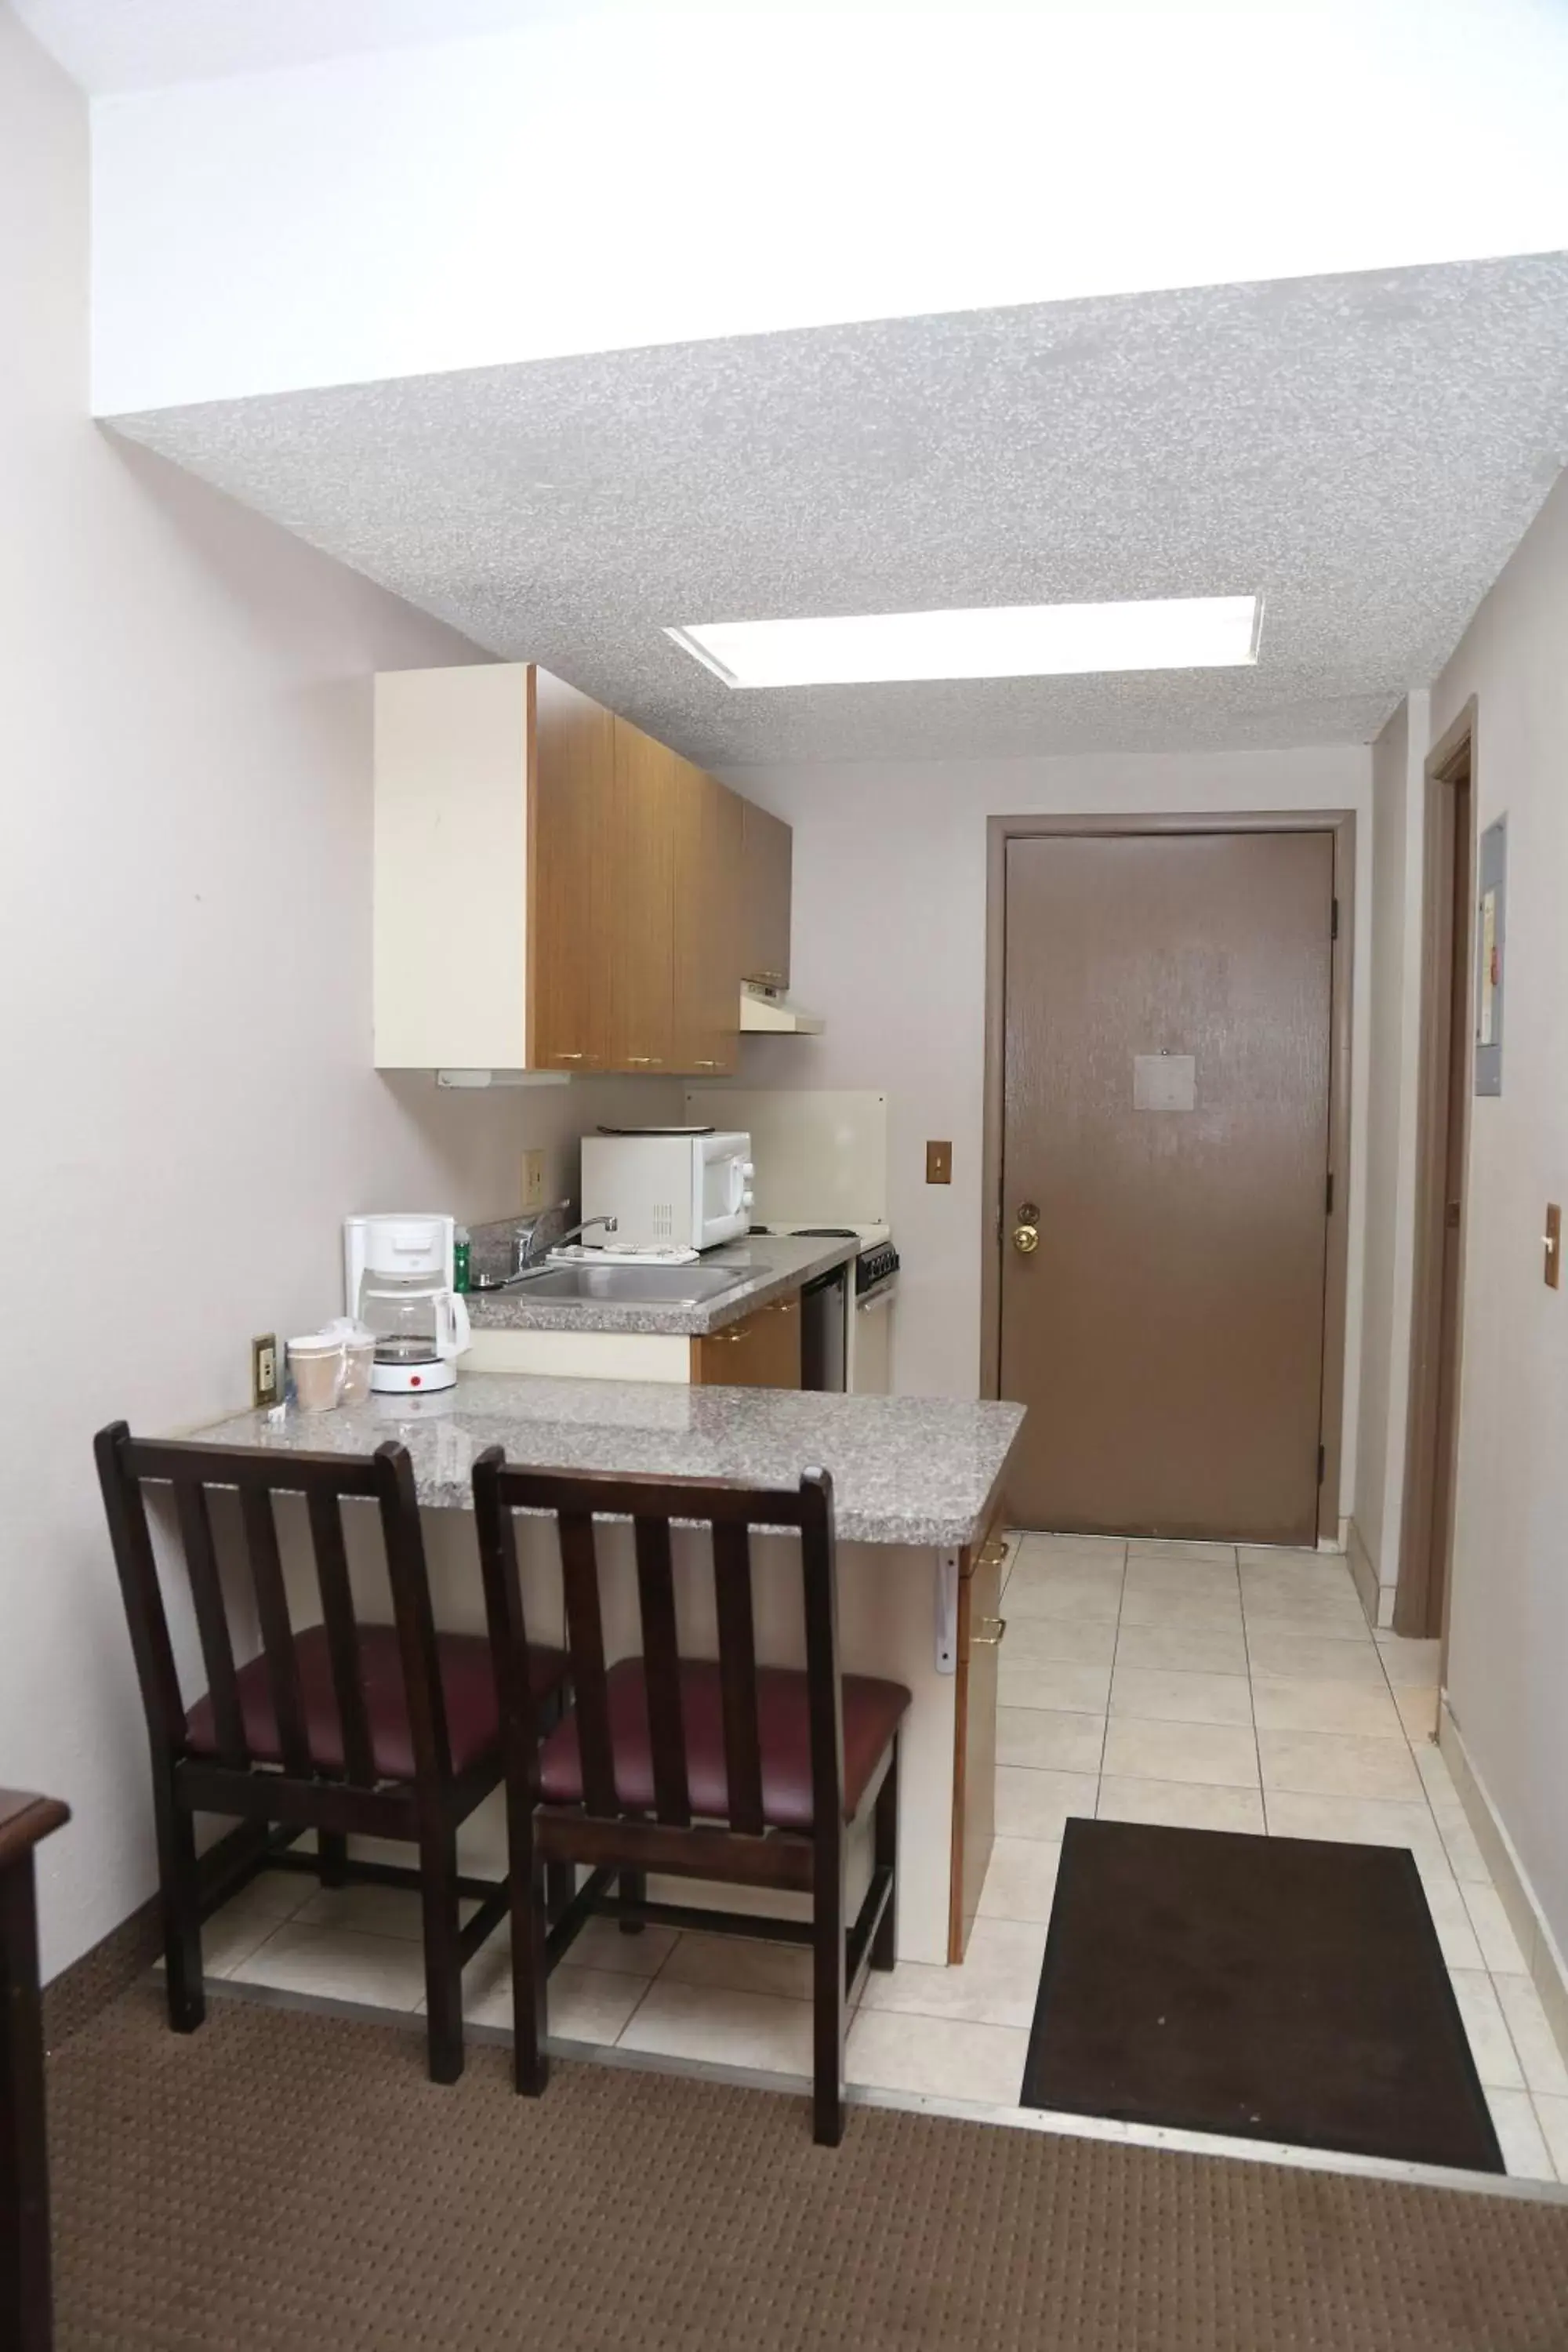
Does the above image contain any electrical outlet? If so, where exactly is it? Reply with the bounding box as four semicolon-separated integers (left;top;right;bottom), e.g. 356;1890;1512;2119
251;1333;279;1410
521;1149;546;1210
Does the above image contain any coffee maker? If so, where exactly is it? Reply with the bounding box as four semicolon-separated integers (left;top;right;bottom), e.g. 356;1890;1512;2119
342;1214;472;1395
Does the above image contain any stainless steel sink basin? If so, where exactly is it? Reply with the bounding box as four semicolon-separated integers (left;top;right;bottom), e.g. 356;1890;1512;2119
505;1263;745;1308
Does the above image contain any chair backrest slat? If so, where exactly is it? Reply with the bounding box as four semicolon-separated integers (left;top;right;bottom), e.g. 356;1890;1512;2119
173;1476;247;1769
375;1442;452;1784
558;1512;618;1815
307;1490;376;1786
240;1484;312;1779
712;1521;764;1835
633;1516;690;1825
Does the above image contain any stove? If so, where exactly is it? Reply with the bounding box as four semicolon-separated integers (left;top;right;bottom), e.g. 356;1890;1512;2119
751;1222;899;1299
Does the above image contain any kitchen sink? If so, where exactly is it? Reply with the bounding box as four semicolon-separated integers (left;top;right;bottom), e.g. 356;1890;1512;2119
503;1263;746;1307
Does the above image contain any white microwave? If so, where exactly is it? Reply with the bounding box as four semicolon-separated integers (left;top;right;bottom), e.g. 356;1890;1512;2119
580;1130;754;1252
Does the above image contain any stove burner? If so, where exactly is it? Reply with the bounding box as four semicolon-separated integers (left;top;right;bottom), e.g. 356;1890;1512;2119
792;1227;858;1238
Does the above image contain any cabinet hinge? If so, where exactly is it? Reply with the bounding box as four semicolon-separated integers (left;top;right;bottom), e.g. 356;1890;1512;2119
1318;1443;1327;1486
1326;1171;1334;1216
1331;897;1340;942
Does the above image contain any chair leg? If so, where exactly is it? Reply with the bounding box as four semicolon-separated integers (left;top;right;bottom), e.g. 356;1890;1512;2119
812;1835;846;2147
871;1739;899;1972
544;1861;574;1927
510;1796;550;2098
618;1866;646;1936
153;1769;204;2034
418;1824;464;2085
318;1831;349;1889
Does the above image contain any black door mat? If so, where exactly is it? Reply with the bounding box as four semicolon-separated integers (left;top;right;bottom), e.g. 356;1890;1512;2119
1022;1817;1504;2173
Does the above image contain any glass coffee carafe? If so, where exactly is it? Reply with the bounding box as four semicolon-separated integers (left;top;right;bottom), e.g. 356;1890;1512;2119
354;1268;470;1394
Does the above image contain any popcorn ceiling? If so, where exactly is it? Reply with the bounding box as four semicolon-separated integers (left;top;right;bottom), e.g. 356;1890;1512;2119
111;253;1568;766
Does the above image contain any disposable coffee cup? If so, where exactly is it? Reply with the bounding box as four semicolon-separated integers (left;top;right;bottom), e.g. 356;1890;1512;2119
287;1334;344;1413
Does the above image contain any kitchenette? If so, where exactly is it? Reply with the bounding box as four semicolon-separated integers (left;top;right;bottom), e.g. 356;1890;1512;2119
168;656;1020;1977
222;1087;1015;1968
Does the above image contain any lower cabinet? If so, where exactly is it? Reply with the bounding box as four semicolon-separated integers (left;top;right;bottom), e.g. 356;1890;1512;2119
948;1519;1007;1962
689;1291;802;1388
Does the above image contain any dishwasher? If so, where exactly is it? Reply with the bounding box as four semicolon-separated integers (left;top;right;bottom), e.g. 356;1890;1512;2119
800;1261;850;1392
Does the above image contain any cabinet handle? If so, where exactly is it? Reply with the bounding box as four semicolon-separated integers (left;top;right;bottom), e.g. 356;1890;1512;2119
552;1052;586;1063
626;1056;652;1065
971;1617;1007;1648
694;1059;718;1069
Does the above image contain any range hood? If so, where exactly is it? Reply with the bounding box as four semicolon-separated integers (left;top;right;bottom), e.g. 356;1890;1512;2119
739;982;825;1036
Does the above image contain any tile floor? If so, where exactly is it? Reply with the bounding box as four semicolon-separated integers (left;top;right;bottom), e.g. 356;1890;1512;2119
201;1534;1567;2184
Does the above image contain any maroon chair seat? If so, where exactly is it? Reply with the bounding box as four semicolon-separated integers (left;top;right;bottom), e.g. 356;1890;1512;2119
539;1657;911;1831
187;1624;567;1783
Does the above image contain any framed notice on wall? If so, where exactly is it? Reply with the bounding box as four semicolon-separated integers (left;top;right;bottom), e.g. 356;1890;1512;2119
1475;815;1506;1097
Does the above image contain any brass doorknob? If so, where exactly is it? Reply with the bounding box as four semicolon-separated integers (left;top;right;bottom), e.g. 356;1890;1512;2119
1012;1224;1040;1255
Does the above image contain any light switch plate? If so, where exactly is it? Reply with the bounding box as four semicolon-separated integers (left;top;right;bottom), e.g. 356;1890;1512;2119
926;1140;953;1185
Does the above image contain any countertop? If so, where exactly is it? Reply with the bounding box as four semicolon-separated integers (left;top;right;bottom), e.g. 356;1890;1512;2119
464;1232;858;1337
183;1373;1026;1549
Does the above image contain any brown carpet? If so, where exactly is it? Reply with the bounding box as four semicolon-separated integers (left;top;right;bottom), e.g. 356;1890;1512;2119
48;1985;1568;2351
1023;1820;1503;2172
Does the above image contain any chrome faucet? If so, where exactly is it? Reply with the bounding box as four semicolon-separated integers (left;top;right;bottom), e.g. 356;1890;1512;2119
501;1207;618;1282
525;1211;619;1266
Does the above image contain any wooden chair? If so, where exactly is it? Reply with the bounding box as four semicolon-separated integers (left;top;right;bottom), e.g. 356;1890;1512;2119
472;1454;910;2144
94;1422;568;2083
1;1788;69;2352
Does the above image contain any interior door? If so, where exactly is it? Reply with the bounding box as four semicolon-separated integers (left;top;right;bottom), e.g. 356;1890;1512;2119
999;829;1334;1544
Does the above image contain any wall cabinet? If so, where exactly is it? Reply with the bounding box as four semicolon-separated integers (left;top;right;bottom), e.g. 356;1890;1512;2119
373;663;782;1075
532;668;616;1072
740;801;793;988
673;760;744;1078
689;1291;801;1388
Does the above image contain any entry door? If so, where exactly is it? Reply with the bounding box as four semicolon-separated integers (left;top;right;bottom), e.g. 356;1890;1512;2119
999;830;1334;1544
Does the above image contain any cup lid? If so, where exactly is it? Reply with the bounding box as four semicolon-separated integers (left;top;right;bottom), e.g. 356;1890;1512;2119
287;1332;342;1354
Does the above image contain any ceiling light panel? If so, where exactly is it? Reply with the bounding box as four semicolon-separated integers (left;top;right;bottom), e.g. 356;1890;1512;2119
666;596;1261;688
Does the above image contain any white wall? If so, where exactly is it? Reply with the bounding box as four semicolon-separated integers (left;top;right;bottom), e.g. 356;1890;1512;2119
723;745;1371;1519
1430;470;1568;1955
83;2;1568;412
1352;689;1428;1611
0;12;659;1978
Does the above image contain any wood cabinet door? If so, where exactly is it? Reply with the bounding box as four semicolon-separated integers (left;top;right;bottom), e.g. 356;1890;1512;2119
532;668;616;1070
690;1292;801;1388
673;764;744;1076
740;802;793;987
607;719;676;1072
949;1525;1006;1962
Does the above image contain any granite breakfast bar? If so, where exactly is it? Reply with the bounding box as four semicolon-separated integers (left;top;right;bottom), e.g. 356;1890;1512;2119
187;1373;1025;1966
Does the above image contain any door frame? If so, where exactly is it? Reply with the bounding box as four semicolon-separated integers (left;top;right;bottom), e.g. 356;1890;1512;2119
1395;700;1477;1641
980;808;1358;1548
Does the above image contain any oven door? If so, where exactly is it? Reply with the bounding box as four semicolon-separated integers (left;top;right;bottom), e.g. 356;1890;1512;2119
849;1278;897;1395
